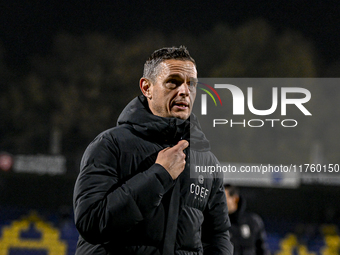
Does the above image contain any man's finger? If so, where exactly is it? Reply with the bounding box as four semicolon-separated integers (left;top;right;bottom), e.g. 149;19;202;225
172;140;189;151
161;147;171;152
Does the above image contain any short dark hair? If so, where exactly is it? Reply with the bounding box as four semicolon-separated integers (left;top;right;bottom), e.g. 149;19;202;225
224;184;239;197
143;46;196;82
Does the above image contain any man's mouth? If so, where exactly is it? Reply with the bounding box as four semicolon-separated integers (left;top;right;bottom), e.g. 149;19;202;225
173;101;189;110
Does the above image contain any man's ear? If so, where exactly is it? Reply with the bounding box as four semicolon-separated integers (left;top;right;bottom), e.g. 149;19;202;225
140;78;152;99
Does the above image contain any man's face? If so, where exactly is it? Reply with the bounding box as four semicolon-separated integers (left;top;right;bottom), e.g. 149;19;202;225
142;59;197;120
225;189;239;214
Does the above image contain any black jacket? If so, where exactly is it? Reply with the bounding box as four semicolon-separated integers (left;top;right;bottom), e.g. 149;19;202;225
228;197;269;255
73;95;233;255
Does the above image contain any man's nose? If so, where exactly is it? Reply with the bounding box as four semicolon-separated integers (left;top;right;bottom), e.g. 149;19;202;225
178;83;190;96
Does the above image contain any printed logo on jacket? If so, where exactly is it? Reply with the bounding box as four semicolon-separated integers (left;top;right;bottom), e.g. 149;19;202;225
190;174;210;203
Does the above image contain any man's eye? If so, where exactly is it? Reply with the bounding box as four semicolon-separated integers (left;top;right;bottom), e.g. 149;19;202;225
168;79;178;85
190;81;197;87
166;80;177;88
167;79;180;87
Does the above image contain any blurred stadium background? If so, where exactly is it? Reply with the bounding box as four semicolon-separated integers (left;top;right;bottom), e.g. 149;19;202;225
1;1;340;254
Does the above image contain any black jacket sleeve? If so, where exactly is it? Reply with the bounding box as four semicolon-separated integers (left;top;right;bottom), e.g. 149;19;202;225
202;168;234;255
73;135;174;244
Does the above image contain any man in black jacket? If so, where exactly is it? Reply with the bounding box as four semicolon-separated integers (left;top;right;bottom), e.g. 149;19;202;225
224;185;269;255
73;46;233;254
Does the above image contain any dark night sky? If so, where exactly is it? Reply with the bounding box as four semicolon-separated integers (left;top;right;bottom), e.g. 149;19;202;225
1;0;340;69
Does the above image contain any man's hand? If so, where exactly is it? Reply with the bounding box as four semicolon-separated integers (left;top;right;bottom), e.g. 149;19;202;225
156;140;189;180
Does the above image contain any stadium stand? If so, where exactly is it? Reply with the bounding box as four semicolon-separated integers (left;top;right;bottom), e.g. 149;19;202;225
1;172;339;255
0;207;339;255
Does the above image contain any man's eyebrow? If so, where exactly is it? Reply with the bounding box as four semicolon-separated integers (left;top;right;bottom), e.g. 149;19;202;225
166;75;198;82
166;74;183;79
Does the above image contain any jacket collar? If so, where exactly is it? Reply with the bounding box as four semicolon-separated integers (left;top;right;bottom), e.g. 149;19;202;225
117;95;210;151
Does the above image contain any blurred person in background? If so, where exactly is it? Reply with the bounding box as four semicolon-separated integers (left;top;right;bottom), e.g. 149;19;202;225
224;184;269;255
73;46;233;255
